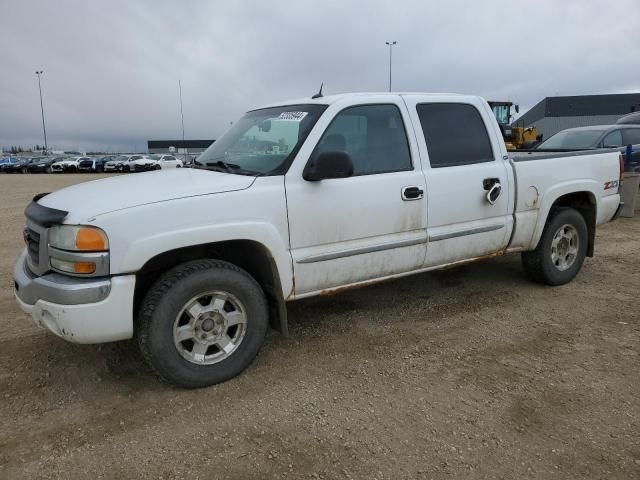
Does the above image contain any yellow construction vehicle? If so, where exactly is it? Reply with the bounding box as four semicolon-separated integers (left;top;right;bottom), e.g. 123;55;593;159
488;101;542;150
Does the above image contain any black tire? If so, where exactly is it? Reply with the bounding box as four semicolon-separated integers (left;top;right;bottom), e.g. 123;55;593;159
154;164;161;170
124;165;131;173
137;259;269;388
521;207;588;286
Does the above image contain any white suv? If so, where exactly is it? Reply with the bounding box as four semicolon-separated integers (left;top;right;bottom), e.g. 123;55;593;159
148;154;183;169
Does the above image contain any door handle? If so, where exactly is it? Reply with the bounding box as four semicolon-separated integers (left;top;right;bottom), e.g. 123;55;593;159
486;182;502;205
483;177;500;190
402;186;424;201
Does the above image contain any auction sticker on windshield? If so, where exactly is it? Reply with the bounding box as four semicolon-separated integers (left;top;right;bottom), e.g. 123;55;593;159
278;111;308;121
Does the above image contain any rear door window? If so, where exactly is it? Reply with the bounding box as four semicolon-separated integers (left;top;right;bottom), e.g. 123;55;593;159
416;103;494;168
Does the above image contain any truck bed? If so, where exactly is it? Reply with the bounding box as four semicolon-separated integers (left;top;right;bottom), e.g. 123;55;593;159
510;148;620;162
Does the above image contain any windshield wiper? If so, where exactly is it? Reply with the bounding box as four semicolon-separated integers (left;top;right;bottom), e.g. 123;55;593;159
207;160;240;173
205;159;263;176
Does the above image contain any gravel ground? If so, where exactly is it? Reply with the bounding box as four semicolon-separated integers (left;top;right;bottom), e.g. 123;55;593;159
0;174;638;480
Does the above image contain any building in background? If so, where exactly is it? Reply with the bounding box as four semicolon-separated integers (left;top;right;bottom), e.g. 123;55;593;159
513;93;640;140
147;140;214;157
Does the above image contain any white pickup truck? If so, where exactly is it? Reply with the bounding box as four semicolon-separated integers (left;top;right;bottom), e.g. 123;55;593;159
14;93;624;387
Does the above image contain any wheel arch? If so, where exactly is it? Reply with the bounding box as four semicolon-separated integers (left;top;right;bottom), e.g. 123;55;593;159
532;188;597;257
133;240;289;336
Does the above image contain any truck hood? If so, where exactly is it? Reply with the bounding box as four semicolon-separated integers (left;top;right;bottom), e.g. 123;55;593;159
37;169;256;222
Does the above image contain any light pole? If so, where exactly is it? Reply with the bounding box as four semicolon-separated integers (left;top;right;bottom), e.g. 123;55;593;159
178;80;187;162
35;70;48;154
385;41;397;92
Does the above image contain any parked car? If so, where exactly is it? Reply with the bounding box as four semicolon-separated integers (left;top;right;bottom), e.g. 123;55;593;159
16;157;45;173
181;155;199;168
13;92;623;388
103;155;130;172
536;124;640;170
51;156;87;173
78;156;113;173
124;155;160;172
27;156;60;173
103;154;150;172
148;154;183;169
0;157;19;173
2;157;29;173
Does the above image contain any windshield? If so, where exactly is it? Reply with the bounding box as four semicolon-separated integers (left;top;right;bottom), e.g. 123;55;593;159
112;156;128;162
148;155;161;160
538;129;606;149
197;104;327;175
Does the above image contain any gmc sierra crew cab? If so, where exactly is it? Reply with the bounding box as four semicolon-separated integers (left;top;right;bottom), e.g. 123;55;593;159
14;93;624;388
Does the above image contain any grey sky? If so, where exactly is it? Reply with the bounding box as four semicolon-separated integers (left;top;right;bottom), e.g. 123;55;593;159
1;0;639;152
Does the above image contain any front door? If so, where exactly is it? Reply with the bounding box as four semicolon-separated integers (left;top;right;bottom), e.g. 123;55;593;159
285;98;427;296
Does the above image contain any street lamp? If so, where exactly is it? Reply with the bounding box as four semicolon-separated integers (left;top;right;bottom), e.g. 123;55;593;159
385;41;397;92
35;70;48;154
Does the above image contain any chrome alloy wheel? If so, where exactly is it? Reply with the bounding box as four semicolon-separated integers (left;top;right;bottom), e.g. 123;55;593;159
550;224;579;271
173;291;247;365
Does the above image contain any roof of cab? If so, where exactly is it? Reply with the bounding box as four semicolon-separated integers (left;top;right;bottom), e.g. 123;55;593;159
254;92;466;110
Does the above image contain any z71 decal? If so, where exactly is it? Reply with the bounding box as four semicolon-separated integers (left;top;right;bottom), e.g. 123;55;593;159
604;180;619;190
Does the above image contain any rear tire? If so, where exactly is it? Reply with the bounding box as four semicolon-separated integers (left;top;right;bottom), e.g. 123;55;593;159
521;207;588;286
137;259;269;388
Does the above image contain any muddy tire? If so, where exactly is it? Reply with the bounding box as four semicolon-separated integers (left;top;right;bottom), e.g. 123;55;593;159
137;259;268;388
521;207;588;286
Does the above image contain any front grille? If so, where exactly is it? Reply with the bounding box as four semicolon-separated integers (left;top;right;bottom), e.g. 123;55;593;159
24;228;40;266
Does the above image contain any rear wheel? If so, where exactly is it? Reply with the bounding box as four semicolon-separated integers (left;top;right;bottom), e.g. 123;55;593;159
137;259;269;388
521;207;588;285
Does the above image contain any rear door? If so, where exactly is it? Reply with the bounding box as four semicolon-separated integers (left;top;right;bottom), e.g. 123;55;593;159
403;96;513;267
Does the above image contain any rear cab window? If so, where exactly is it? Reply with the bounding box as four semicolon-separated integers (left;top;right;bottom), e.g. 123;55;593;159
416;103;494;168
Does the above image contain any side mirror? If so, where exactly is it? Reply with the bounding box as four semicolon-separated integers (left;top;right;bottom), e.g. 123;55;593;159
303;151;354;181
515;104;520;114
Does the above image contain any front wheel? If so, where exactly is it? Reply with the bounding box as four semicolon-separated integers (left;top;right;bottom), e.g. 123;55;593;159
521;207;588;286
137;259;269;388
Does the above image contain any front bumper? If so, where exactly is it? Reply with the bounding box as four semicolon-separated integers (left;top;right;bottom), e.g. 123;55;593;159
13;250;135;344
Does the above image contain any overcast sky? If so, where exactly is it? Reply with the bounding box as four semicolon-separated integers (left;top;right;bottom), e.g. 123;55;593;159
1;0;639;152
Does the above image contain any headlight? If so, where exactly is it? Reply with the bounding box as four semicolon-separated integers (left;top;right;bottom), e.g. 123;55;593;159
49;225;109;251
48;225;109;276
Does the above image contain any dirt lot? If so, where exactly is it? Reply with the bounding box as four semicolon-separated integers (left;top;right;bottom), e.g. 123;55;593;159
0;174;638;479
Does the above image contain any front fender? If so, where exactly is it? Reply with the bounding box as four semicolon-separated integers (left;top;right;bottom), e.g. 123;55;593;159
113;221;293;298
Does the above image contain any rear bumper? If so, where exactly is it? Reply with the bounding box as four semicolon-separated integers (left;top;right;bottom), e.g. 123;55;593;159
13;250;135;344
